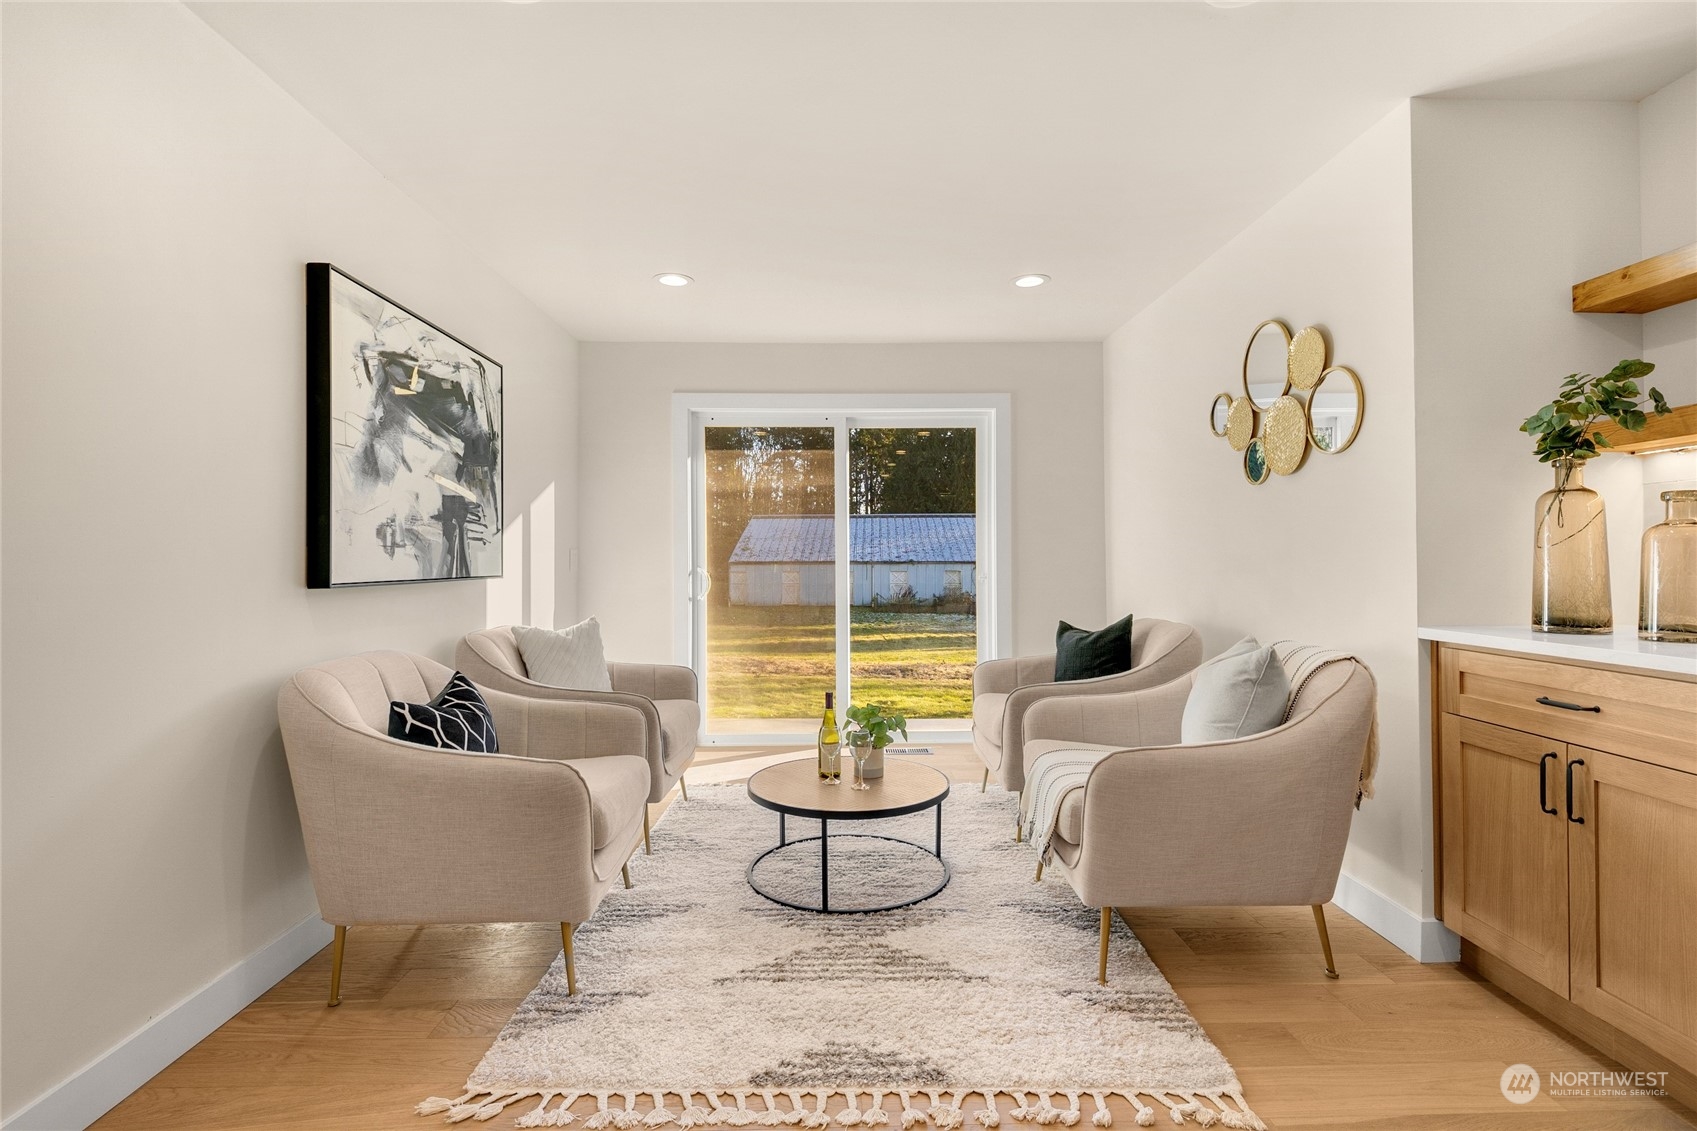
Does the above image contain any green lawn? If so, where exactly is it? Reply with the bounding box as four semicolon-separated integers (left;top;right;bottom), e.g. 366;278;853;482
707;607;976;721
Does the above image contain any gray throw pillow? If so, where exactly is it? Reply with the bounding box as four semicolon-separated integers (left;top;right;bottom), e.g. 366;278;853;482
1179;636;1290;743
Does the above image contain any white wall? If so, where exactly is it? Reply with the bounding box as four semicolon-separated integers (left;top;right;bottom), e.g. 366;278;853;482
577;343;1104;662
1412;95;1696;633
0;4;578;1122
1639;71;1697;399
1103;106;1425;919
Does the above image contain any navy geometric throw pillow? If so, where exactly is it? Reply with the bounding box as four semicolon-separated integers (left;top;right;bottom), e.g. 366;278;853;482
387;671;499;753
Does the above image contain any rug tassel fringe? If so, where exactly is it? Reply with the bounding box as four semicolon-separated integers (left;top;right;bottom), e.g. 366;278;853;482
518;1092;583;1129
584;1092;618;1130
1115;1092;1155;1128
647;1091;679;1127
416;1087;1258;1130
418;1090;477;1117
680;1090;714;1128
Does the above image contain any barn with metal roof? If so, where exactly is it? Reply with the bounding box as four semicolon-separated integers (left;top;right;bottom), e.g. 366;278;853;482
727;514;976;606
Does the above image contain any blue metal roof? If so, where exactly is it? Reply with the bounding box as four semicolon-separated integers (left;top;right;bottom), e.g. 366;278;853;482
730;514;976;564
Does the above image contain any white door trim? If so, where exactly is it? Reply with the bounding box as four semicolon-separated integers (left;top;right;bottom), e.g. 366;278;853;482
671;393;1011;746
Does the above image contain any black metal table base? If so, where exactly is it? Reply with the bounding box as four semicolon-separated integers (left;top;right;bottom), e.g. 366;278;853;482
747;808;950;914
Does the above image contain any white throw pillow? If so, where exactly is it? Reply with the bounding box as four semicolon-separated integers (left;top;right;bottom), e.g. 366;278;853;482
1179;636;1290;743
514;618;614;692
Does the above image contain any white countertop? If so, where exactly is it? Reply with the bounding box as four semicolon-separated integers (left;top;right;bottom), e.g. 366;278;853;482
1419;625;1697;677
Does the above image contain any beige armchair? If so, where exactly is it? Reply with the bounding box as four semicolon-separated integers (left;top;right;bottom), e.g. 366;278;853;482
456;626;699;854
1021;656;1375;984
277;651;650;1003
972;618;1202;796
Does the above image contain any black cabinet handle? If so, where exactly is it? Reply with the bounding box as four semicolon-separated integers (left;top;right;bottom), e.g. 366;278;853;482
1539;752;1558;815
1537;695;1600;713
1566;758;1585;824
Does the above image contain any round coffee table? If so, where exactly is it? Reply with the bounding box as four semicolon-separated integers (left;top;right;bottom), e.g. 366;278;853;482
745;757;951;914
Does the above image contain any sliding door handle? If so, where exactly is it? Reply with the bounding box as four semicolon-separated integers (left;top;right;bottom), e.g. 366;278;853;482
1537;695;1600;713
1539;752;1558;815
1566;758;1585;824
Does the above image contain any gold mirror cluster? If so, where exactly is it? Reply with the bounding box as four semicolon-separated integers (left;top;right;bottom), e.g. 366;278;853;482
1207;318;1364;484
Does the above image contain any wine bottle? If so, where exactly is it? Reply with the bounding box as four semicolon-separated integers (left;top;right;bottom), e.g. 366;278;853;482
817;692;840;781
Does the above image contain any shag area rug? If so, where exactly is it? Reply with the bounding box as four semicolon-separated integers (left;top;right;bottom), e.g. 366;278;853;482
418;782;1261;1130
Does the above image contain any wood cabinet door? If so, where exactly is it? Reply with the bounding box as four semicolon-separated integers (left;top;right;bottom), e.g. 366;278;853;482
1568;747;1697;1072
1439;714;1570;995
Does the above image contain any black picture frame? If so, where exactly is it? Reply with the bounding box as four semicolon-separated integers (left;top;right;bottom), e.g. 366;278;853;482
306;263;504;588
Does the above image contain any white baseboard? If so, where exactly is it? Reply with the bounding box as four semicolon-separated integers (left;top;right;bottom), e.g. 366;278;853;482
1332;871;1460;963
3;915;333;1131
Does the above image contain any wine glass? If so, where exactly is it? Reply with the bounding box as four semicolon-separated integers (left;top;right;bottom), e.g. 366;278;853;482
850;739;873;791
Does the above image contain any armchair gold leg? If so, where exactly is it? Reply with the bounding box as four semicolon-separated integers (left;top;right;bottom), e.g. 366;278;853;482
327;924;347;1007
622;863;633;889
561;923;577;996
643;808;652;856
1014;796;1023;842
1035;858;1045;882
981;768;989;793
1098;907;1112;985
678;777;688;802
1313;904;1339;979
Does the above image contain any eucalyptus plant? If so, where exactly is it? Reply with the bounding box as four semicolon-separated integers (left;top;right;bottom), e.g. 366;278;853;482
1520;359;1669;465
844;702;908;749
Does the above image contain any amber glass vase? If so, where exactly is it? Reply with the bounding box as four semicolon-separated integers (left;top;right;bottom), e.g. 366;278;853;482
1640;490;1697;643
1531;458;1612;634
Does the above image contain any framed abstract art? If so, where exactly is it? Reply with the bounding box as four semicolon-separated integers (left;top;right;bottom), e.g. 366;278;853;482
306;263;503;587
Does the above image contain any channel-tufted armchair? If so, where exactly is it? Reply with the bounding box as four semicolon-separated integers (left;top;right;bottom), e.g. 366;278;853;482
456;626;699;854
277;650;650;1003
971;618;1202;796
1020;653;1376;984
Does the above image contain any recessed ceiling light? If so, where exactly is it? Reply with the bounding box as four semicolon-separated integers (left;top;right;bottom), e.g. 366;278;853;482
1013;274;1049;288
654;273;693;287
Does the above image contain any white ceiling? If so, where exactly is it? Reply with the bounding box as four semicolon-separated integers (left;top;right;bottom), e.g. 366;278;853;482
190;2;1695;342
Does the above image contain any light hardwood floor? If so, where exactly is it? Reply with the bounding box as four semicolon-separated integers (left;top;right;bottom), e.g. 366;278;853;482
95;745;1696;1131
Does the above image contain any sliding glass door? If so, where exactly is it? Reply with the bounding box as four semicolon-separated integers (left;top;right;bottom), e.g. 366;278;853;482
679;397;1005;745
847;426;978;727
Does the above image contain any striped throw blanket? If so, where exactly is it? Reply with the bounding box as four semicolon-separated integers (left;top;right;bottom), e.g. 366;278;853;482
1019;746;1114;851
1020;642;1379;862
1270;641;1379;807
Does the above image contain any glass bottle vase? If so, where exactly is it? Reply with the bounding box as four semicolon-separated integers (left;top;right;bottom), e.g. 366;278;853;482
1640;490;1697;643
1531;458;1612;634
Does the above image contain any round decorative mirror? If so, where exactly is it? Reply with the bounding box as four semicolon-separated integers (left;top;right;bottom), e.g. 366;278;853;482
1308;365;1364;454
1209;392;1232;437
1242;319;1292;409
1244;438;1270;485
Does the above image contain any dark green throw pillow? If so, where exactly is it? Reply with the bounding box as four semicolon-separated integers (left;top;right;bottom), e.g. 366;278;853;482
1054;614;1134;682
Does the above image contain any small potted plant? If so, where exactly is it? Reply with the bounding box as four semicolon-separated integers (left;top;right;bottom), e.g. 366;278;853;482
844;702;907;787
1520;359;1668;634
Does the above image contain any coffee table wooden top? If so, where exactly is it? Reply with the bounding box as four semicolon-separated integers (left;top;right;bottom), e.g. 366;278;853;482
746;757;950;821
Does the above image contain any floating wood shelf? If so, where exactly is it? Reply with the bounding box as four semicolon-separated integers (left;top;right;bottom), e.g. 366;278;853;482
1593;402;1697;455
1573;243;1697;314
